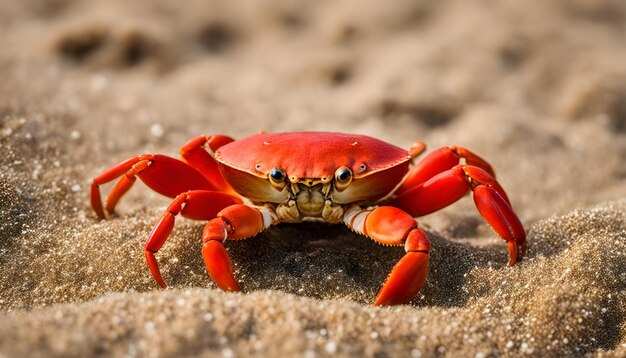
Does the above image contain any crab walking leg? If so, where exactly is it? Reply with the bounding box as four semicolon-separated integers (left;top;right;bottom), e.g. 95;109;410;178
344;206;431;306
391;165;526;265
180;135;236;194
396;146;496;196
91;154;218;219
91;156;142;219
144;191;243;287
201;205;277;291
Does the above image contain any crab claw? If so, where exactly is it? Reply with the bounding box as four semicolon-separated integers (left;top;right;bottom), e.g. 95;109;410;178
374;251;429;306
202;240;240;291
374;227;431;306
201;217;242;291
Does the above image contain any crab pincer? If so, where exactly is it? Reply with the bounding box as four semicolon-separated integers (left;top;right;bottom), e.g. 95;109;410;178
201;205;268;291
374;229;431;306
344;206;431;305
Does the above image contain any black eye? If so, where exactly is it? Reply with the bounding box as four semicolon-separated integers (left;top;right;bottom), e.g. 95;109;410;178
269;167;286;182
335;167;352;184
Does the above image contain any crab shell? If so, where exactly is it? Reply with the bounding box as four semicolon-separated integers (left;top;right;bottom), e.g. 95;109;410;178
215;132;412;205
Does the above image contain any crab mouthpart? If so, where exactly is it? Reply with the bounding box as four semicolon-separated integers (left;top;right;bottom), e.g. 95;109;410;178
294;182;326;216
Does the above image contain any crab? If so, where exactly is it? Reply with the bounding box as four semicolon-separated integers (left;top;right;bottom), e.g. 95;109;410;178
90;132;526;306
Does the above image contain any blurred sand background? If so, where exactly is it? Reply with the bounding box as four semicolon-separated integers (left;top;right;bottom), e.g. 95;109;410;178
0;0;625;356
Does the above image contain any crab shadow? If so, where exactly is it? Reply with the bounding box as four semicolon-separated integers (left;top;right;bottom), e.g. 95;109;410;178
177;222;505;308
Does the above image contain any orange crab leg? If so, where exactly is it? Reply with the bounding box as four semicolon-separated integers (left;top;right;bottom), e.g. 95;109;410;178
201;204;274;291
396;146;495;196
180;135;236;194
90;154;220;219
143;191;243;287
391;165;525;265
344;206;431;306
90;156;141;219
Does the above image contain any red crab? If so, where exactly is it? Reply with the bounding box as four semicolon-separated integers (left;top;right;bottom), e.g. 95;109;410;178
90;132;526;306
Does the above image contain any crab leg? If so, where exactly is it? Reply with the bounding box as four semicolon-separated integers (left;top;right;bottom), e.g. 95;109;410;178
396;146;496;196
202;205;276;291
344;206;431;306
390;165;526;265
144;190;243;287
91;154;220;219
180;135;236;194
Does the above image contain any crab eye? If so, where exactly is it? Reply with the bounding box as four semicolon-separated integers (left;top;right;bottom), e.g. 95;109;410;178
335;167;353;187
269;167;286;183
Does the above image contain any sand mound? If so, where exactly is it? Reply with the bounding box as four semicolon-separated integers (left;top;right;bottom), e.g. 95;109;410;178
0;202;624;357
1;0;625;356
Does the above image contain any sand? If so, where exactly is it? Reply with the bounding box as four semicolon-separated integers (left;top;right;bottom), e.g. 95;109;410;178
1;0;625;356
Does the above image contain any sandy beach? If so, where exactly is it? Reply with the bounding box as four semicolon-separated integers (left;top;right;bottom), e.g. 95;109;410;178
1;0;625;356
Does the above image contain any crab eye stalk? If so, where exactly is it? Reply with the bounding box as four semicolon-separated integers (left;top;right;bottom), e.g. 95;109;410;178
269;167;286;181
268;167;287;189
336;168;351;182
334;166;353;191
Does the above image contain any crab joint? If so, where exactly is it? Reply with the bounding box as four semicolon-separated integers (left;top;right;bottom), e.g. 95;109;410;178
202;218;229;243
